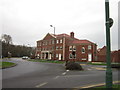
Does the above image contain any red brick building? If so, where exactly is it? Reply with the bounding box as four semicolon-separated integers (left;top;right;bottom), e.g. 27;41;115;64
97;46;120;63
36;32;97;62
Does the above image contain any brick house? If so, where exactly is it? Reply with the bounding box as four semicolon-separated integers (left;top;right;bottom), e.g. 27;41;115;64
97;46;120;63
36;32;97;62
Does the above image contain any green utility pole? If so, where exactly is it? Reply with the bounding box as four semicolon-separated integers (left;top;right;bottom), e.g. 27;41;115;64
105;0;113;88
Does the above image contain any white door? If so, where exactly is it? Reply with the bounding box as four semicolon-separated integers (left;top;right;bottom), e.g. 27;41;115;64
59;54;61;60
88;54;92;61
49;54;52;59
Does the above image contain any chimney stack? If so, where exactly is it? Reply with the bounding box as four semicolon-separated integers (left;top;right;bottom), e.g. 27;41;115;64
70;32;74;38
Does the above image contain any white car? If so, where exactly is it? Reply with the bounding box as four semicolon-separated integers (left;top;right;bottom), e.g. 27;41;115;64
22;56;29;59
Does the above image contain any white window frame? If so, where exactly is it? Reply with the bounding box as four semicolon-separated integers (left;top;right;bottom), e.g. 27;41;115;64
69;46;72;51
56;46;59;50
81;58;86;60
52;40;54;44
81;47;85;53
56;40;59;44
73;46;76;51
88;45;92;50
69;53;72;59
56;54;58;58
60;39;62;43
60;46;63;49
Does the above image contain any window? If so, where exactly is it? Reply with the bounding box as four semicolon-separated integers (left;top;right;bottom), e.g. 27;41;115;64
73;46;76;51
56;46;59;50
81;58;86;60
56;54;58;58
39;48;41;51
60;39;62;43
40;42;41;46
73;54;76;59
46;42;47;45
69;53;76;59
69;53;72;59
81;47;85;53
69;46;72;51
52;47;54;50
52;40;54;44
60;46;63;49
56;40;59;44
49;40;51;45
43;42;45;45
88;45;91;50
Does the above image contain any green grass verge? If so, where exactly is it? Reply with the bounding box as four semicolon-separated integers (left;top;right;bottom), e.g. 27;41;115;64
0;62;16;69
88;62;120;66
28;59;65;64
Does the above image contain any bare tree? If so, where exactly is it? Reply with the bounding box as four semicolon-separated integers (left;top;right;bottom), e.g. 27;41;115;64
1;34;12;44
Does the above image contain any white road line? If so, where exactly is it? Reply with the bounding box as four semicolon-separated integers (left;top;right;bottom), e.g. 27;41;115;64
66;70;69;72
62;72;66;75
54;76;60;79
35;82;48;88
87;69;92;70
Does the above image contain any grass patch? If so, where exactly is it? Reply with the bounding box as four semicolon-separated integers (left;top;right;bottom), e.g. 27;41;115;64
28;59;65;64
0;62;16;69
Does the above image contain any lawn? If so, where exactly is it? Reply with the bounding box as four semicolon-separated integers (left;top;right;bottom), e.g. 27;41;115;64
28;59;65;64
0;61;16;69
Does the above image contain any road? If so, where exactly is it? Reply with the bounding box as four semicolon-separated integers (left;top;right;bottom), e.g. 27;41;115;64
2;58;119;88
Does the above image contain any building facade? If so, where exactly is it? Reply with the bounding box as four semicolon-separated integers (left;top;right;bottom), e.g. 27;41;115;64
36;32;97;62
97;46;120;63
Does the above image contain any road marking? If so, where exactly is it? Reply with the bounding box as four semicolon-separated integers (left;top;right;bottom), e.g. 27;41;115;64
87;68;92;70
74;81;120;89
62;72;66;75
80;64;86;66
66;70;69;72
35;82;48;88
54;76;60;79
91;67;106;70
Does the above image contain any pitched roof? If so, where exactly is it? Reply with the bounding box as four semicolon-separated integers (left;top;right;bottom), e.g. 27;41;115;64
72;40;93;44
37;33;95;44
55;33;94;44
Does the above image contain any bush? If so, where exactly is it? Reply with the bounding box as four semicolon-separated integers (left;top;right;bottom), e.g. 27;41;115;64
66;62;83;70
111;64;120;69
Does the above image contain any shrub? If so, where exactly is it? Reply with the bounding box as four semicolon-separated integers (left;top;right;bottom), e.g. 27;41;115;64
66;62;83;70
111;64;120;69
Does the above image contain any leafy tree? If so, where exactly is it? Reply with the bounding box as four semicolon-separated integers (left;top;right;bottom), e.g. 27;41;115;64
1;34;12;44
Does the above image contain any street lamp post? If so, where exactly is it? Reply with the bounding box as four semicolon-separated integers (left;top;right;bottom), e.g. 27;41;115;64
105;0;113;88
50;25;56;60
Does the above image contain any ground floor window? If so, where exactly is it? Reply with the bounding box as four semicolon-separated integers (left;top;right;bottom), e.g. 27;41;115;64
56;54;58;58
69;53;72;59
81;58;86;60
69;53;76;59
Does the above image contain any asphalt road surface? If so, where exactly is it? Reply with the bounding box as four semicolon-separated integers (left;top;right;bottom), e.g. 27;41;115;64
2;58;119;88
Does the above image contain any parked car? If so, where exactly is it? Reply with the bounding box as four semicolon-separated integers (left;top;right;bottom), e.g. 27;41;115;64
22;56;29;59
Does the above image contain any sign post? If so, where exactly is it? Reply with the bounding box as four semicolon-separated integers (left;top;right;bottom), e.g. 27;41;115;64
105;0;113;88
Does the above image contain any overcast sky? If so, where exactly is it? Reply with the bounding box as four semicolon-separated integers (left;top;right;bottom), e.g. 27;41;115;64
1;0;119;50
